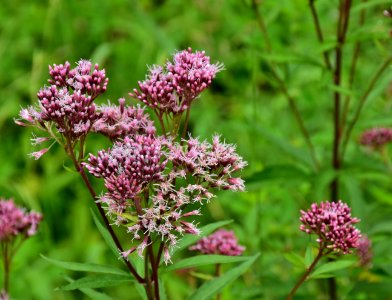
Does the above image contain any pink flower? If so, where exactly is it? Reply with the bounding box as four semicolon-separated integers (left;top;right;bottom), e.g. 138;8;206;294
357;235;372;267
93;99;156;140
189;229;245;256
28;148;49;160
0;198;42;241
130;48;223;114
300;200;361;254
360;127;392;148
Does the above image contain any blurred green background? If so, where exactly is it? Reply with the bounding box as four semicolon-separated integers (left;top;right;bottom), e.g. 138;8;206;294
1;0;392;299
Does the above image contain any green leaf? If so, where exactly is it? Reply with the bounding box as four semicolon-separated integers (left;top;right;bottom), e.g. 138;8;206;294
252;126;314;168
159;279;167;300
246;165;309;183
134;282;148;300
162;255;251;273
284;252;306;268
64;277;114;300
90;208;119;258
304;246;315;268
41;255;127;275
309;260;356;280
170;220;233;258
60;274;134;291
187;254;259;300
352;0;390;13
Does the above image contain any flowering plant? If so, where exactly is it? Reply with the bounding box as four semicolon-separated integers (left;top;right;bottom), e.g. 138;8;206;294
16;48;256;299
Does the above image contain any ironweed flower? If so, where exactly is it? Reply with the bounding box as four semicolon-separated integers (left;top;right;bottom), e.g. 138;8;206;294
360;127;392;148
357;235;372;267
189;229;245;256
93;99;156;140
130;48;223;114
300;200;361;254
0;198;42;241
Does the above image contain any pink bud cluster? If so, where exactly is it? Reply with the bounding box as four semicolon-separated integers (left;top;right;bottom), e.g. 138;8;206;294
189;229;245;256
130;48;223;114
93;99;156;140
360;127;392;148
300;200;361;254
0;198;42;242
85;135;166;214
16;59;108;141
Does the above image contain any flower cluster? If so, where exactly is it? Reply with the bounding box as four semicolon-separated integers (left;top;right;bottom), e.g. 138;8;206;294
0;198;42;242
93;99;156;140
130;48;223;114
85;135;166;214
357;236;372;268
300;200;361;254
360;127;392;149
16;60;108;140
117;135;246;263
189;229;245;256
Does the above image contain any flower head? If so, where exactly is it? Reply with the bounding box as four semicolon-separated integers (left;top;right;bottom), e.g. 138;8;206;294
300;200;361;254
93;99;156;140
16;60;108;142
360;127;392;149
0;198;42;241
84;135;166;214
189;229;245;256
130;48;223;114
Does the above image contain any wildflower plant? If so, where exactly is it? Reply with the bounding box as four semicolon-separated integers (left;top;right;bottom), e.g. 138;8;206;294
16;49;257;299
0;198;42;298
286;200;361;300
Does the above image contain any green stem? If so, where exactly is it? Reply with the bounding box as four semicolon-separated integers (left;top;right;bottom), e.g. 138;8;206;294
309;0;332;70
340;56;392;159
215;263;222;300
144;250;154;300
286;246;325;300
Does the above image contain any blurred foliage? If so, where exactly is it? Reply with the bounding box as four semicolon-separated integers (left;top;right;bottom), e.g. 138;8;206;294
0;0;392;299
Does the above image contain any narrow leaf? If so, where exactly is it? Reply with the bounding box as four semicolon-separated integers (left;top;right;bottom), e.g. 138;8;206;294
90;208;119;258
41;255;127;275
309;260;356;279
284;252;306;268
162;255;250;273
64;277;114;300
60;274;134;291
187;254;259;300
304;246;315;268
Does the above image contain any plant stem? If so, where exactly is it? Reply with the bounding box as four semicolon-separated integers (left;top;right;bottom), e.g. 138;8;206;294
251;0;320;171
64;134;144;283
340;56;392;159
144;250;154;300
309;0;332;70
329;1;352;299
1;243;10;293
341;0;367;133
286;246;324;300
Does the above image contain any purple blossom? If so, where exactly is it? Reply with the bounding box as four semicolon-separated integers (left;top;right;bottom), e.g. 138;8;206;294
360;127;392;148
357;235;372;267
130;48;223;114
85;135;166;214
189;229;245;256
16;60;108;142
28;148;49;160
300;200;361;254
0;198;42;242
93;99;156;140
